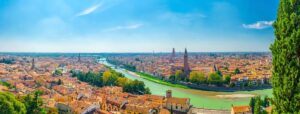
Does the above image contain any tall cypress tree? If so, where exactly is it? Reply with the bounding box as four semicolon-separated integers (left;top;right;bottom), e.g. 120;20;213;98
270;0;300;113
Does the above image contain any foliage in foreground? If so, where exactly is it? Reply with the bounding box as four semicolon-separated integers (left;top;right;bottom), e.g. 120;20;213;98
249;96;270;114
270;0;300;113
0;92;26;114
19;91;46;114
0;91;57;114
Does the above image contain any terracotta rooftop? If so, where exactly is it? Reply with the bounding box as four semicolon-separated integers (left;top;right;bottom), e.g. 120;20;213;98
231;105;251;113
166;97;189;105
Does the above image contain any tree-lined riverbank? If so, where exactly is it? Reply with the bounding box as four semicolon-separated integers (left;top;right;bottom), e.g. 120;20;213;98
127;70;272;92
101;59;273;109
127;71;190;89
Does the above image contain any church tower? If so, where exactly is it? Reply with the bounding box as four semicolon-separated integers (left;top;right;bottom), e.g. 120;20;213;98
31;58;35;70
78;53;81;63
183;48;190;77
172;48;175;58
170;48;175;63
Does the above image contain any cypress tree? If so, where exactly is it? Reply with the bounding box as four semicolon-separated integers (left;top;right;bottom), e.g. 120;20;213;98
249;97;255;113
254;97;262;114
270;0;300;113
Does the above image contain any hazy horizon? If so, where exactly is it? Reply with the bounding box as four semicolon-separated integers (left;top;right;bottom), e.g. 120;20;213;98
0;51;271;53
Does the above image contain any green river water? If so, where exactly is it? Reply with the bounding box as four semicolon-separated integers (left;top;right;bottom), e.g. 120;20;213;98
101;60;272;110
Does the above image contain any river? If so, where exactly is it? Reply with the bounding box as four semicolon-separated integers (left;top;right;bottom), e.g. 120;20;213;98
100;59;272;110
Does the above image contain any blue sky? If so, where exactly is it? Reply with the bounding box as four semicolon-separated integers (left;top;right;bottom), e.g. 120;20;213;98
0;0;279;52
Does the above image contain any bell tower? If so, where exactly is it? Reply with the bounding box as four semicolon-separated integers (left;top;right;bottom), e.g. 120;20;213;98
31;58;35;70
183;48;190;77
170;48;175;63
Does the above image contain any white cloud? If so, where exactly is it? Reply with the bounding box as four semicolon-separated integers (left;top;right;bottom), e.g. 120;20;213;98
242;20;274;29
76;4;101;16
104;23;143;32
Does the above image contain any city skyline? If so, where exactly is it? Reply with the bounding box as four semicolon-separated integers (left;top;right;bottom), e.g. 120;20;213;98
0;0;279;52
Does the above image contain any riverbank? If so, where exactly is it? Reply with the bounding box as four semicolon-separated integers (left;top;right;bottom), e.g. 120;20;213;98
189;107;230;114
126;70;190;89
216;94;255;99
102;60;273;109
126;70;272;92
183;82;272;92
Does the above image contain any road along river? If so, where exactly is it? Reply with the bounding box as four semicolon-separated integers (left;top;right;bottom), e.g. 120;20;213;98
100;60;272;110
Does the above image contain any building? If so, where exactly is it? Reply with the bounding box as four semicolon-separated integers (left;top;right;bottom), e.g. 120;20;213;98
78;53;81;63
31;58;35;70
231;105;251;114
183;48;190;77
164;90;191;113
170;48;176;63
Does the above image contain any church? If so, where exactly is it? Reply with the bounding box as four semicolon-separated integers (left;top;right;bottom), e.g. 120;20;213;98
170;48;191;79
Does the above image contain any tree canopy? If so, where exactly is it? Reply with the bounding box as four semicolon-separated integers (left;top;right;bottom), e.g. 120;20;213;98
175;70;184;81
0;92;26;114
270;0;300;113
249;96;269;114
189;71;206;84
208;73;222;85
19;91;46;114
71;69;151;95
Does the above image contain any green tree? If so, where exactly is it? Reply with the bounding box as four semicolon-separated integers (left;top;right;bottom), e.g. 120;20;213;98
208;73;222;85
123;79;149;95
116;77;128;87
0;81;14;89
253;96;268;114
249;97;255;114
21;91;46;114
224;75;231;84
270;0;300;113
53;69;63;76
175;70;184;81
234;68;241;74
189;71;206;84
262;96;270;108
254;97;262;114
0;92;26;114
144;87;151;94
71;69;150;95
102;70;112;85
57;79;63;85
169;75;176;82
216;70;222;76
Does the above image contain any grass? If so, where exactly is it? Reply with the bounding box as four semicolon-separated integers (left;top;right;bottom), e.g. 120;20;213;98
134;72;190;89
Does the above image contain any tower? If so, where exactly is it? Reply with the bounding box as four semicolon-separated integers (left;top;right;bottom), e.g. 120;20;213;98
170;48;175;63
172;48;175;58
166;90;172;98
78;53;81;62
213;64;218;72
183;48;190;77
31;58;35;70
